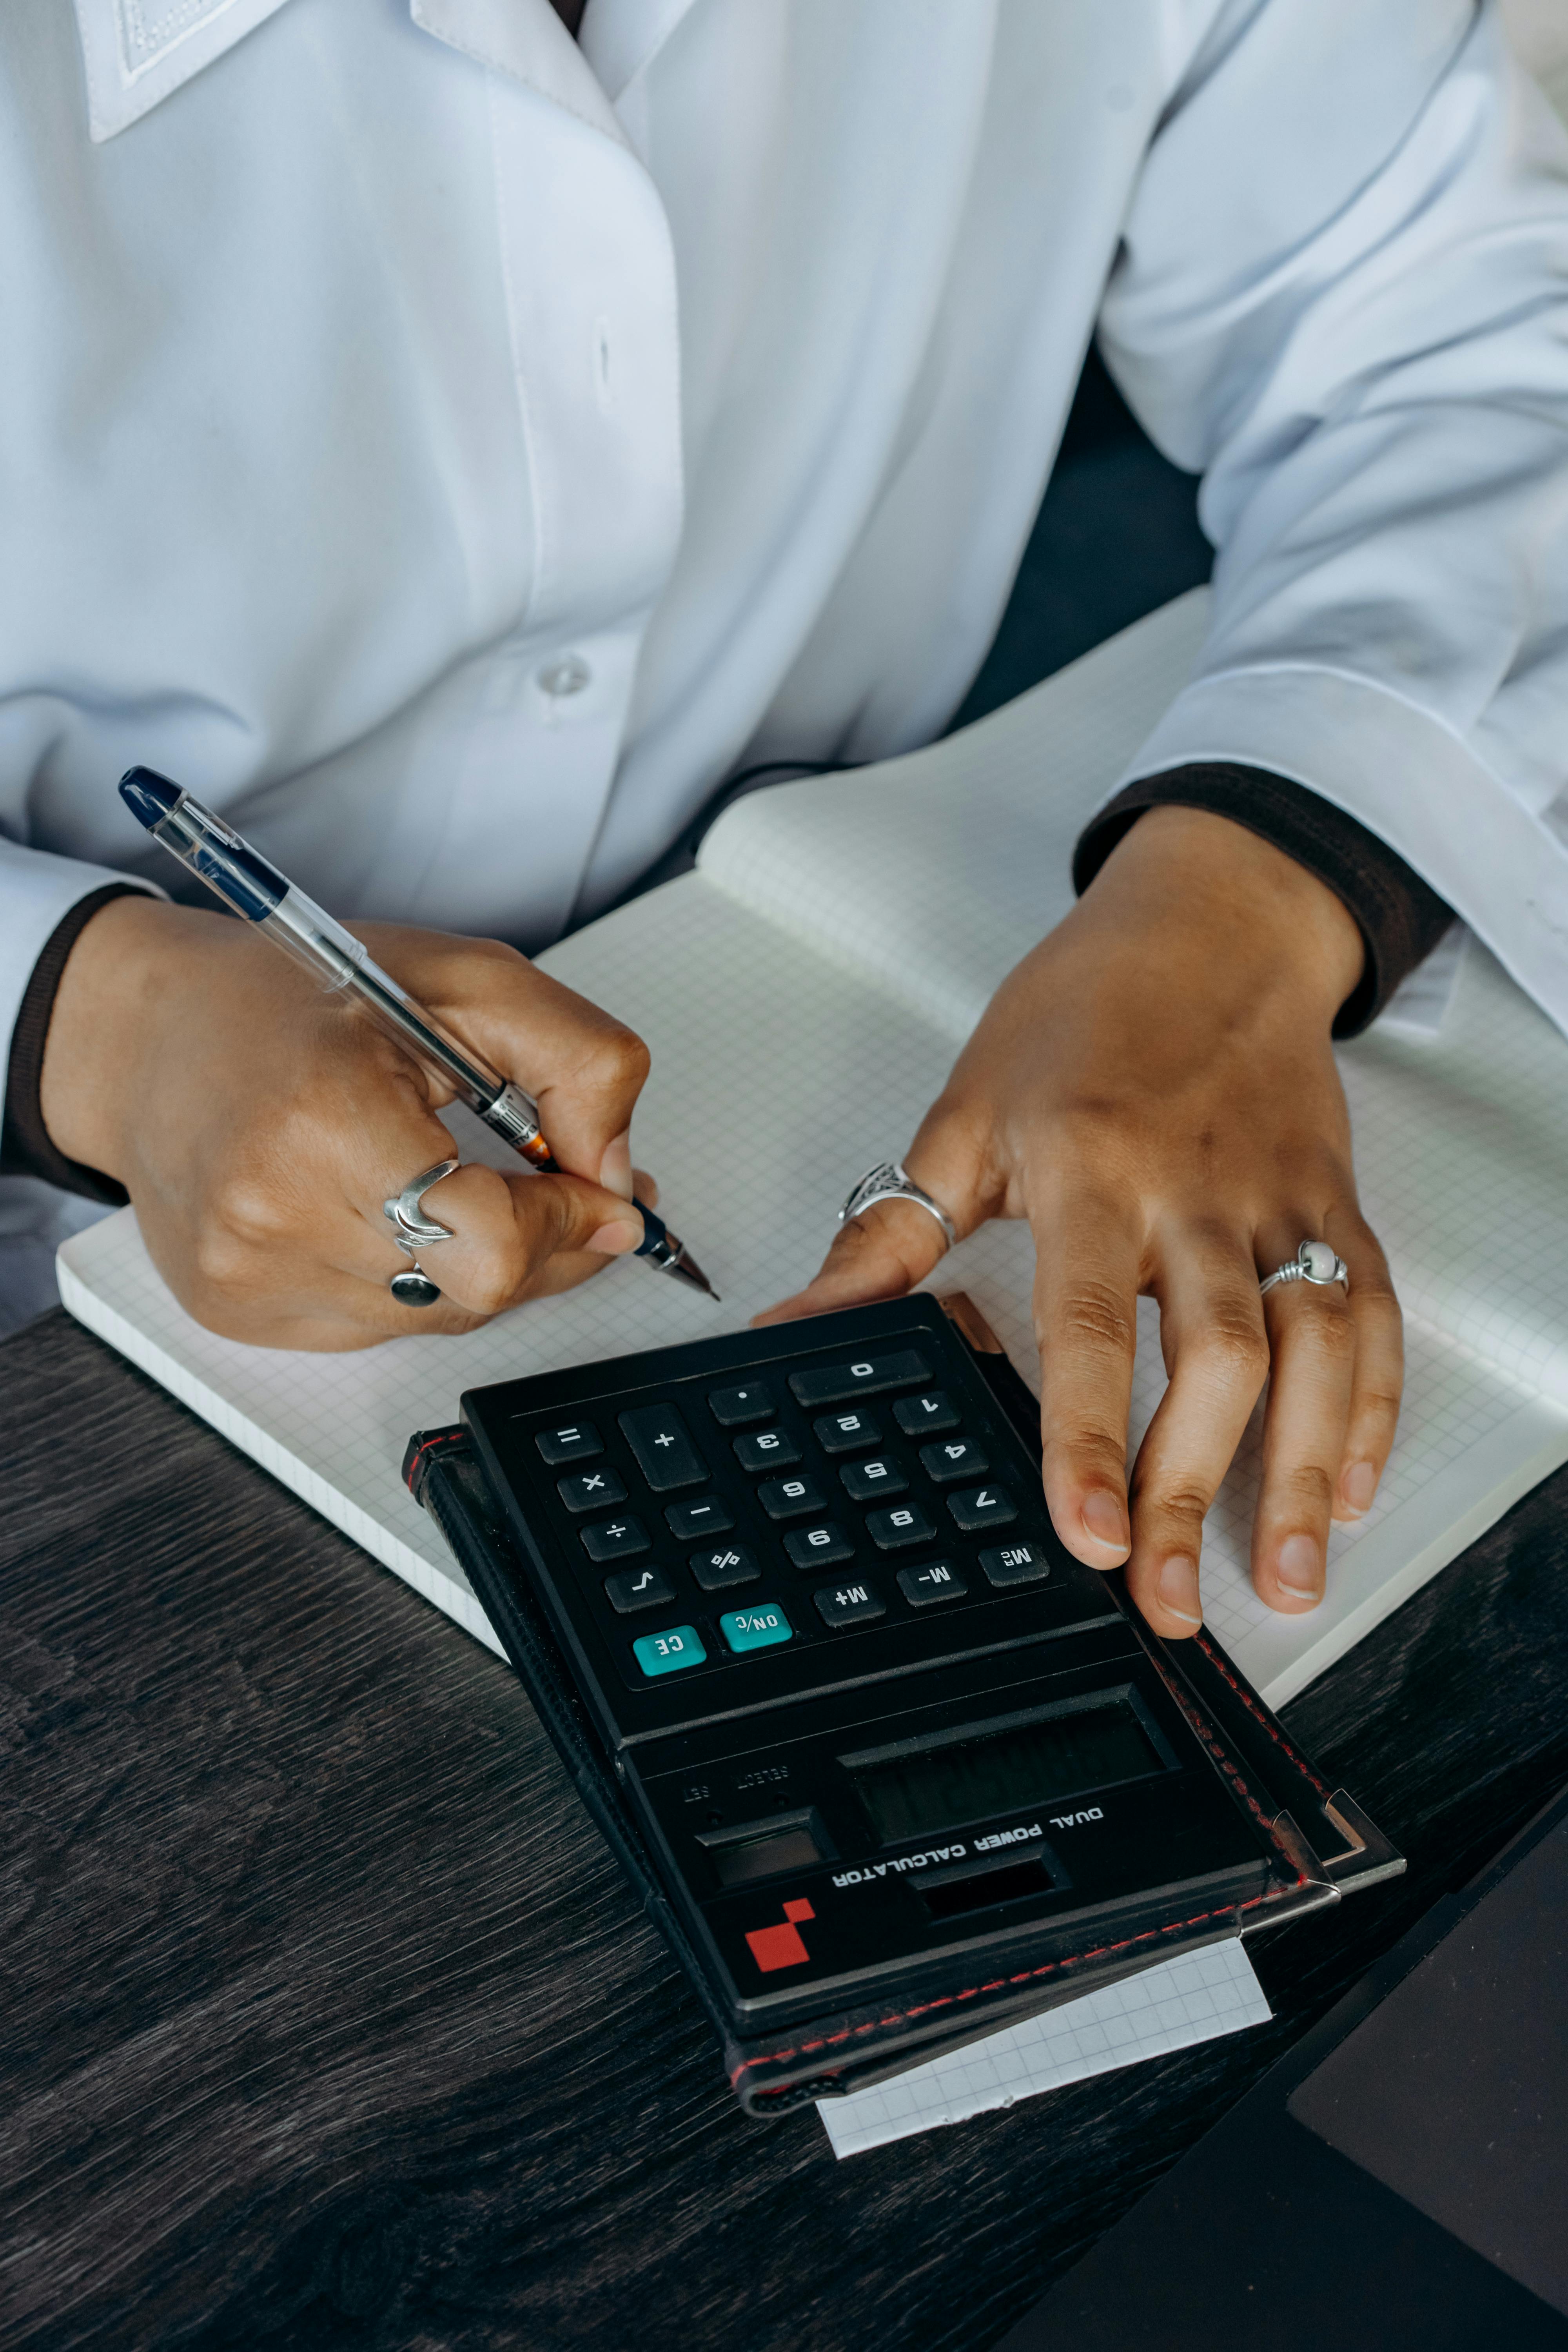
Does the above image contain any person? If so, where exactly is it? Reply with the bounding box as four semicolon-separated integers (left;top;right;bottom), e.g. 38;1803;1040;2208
4;0;1567;1643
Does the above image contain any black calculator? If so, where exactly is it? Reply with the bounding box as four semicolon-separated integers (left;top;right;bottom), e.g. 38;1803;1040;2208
407;1293;1401;2114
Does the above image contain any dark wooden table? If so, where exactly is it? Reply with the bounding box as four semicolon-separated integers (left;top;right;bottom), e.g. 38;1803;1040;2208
4;1310;1566;2352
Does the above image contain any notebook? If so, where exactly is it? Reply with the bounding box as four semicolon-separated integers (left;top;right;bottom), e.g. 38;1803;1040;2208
57;587;1568;1712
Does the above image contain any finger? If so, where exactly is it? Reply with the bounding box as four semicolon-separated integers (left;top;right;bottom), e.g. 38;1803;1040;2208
1124;1225;1272;1637
1031;1190;1141;1573
755;1111;979;1326
1332;1217;1403;1520
368;1161;643;1320
356;928;653;1192
1250;1236;1357;1613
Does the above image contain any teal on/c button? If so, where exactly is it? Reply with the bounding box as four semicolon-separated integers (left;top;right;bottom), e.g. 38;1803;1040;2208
633;1624;707;1677
720;1603;793;1655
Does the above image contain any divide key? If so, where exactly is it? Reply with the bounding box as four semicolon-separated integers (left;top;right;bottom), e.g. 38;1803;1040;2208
619;1403;706;1492
788;1350;932;1408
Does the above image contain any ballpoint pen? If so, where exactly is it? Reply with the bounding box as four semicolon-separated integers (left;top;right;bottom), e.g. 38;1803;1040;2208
117;767;718;1301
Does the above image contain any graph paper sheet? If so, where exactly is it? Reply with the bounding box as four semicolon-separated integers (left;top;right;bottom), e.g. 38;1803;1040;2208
818;1937;1272;2157
58;591;1568;1708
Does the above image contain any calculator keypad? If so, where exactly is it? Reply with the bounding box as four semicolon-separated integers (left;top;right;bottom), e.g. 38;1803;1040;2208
514;1329;1065;1688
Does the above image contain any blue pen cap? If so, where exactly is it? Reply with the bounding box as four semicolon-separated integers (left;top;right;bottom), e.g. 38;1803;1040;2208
118;766;287;922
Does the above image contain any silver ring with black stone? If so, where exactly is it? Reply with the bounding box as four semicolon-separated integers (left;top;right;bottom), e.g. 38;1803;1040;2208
383;1156;460;1308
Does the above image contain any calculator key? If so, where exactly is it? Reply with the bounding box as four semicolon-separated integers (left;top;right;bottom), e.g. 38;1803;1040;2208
534;1420;603;1466
733;1428;801;1473
893;1390;958;1437
784;1522;855;1569
707;1382;777;1428
618;1404;707;1492
813;1409;883;1456
947;1485;1018;1533
690;1544;761;1592
898;1559;969;1606
979;1541;1051;1588
580;1515;651;1563
919;1436;989;1486
720;1602;793;1654
632;1624;707;1677
839;1455;908;1503
866;1502;935;1550
603;1565;675;1614
815;1579;886;1630
557;1466;628;1513
759;1474;826;1520
788;1349;933;1408
665;1495;735;1541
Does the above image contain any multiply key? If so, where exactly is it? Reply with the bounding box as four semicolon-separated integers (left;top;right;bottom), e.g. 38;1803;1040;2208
618;1404;706;1492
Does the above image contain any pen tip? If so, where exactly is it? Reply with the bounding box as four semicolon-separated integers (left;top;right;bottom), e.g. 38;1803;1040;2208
119;767;183;828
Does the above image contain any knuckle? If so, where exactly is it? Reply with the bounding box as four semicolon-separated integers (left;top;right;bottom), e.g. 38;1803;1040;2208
191;1219;260;1299
1189;1307;1270;1391
1135;1473;1213;1529
1273;1461;1335;1517
1054;1280;1138;1361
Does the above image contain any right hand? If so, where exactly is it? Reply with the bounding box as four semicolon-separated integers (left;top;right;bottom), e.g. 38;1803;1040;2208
40;896;654;1350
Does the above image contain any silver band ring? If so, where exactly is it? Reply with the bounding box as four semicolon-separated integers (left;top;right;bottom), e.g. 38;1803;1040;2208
839;1160;958;1255
1260;1238;1350;1298
383;1157;460;1308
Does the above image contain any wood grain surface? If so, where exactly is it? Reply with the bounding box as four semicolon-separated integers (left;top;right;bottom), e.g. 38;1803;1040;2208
3;1309;1566;2352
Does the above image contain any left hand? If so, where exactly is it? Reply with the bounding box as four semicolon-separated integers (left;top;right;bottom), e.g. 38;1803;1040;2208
756;806;1404;1639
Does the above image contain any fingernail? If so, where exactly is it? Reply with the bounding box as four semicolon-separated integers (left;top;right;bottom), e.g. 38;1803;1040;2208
586;1219;641;1256
1080;1488;1130;1557
1276;1533;1322;1598
598;1129;634;1200
1341;1460;1377;1516
1156;1555;1202;1624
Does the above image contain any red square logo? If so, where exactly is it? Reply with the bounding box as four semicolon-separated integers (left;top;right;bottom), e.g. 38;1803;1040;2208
745;1898;816;1972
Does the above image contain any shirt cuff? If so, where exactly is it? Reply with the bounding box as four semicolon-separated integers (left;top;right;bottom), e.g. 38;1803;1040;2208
0;884;145;1203
1072;763;1456;1038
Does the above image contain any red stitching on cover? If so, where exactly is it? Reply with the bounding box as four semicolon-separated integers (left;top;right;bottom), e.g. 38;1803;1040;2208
1192;1631;1330;1797
404;1428;468;1492
730;1879;1303;2086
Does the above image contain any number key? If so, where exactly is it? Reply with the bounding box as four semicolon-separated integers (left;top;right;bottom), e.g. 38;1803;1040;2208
839;1455;908;1503
893;1391;958;1437
813;1409;882;1457
733;1428;801;1472
919;1436;989;1485
784;1522;855;1569
759;1474;826;1520
865;1503;935;1550
947;1485;1018;1533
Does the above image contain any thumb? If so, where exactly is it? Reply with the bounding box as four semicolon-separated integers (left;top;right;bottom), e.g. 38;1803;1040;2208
753;1115;980;1327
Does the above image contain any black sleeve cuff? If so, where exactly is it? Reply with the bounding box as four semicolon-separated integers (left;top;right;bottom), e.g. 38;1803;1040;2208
0;884;142;1205
1072;763;1456;1038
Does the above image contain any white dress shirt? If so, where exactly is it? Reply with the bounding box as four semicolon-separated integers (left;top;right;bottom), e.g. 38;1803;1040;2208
5;0;1568;1129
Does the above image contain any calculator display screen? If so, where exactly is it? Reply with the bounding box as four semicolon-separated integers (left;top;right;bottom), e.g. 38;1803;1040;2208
846;1701;1165;1846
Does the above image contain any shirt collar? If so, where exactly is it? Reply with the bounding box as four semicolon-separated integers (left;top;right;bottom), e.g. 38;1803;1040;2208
72;0;696;144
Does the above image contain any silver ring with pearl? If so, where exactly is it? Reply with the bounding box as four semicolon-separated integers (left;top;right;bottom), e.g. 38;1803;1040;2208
1259;1238;1350;1297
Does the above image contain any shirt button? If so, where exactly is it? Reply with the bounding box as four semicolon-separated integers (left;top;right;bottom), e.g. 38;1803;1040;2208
537;653;592;698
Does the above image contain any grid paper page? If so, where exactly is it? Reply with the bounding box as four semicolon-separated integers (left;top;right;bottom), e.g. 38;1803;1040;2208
818;1937;1270;2157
